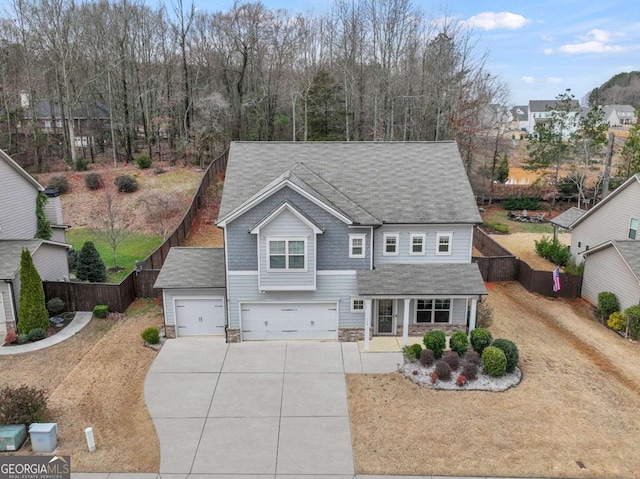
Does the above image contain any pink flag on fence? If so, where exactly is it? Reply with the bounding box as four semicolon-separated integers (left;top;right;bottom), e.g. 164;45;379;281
552;266;561;293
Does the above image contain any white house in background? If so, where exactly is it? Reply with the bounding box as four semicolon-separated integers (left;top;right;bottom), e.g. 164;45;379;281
510;105;529;131
0;149;70;336
602;105;637;126
528;99;581;135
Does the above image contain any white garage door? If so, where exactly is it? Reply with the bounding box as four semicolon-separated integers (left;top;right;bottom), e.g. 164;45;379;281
241;302;338;340
175;298;225;336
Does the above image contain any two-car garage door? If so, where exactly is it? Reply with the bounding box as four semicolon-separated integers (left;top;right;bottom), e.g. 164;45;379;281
175;298;225;336
241;302;338;340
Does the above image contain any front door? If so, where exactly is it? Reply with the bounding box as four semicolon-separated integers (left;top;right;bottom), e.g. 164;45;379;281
376;299;394;335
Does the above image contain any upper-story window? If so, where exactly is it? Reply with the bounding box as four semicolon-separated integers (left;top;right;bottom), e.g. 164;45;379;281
436;232;452;255
349;234;366;259
383;233;399;256
630;218;638;240
410;233;425;255
268;238;306;270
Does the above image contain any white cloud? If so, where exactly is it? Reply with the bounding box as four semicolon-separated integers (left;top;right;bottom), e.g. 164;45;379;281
584;29;610;43
556;29;625;55
543;48;554;55
542;34;553;42
547;77;563;84
464;12;529;31
521;76;535;84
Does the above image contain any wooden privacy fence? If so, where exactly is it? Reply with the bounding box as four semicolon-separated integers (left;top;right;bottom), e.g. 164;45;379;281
517;260;582;299
42;149;229;312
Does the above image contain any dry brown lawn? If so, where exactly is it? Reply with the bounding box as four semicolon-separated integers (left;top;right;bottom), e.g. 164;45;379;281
490;232;571;271
183;181;224;247
348;282;640;478
0;299;163;472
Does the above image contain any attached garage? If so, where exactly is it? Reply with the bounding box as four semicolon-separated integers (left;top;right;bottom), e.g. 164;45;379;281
175;298;225;336
240;301;338;340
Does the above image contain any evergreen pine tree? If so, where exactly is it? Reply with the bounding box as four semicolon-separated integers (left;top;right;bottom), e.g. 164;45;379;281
76;241;107;283
18;248;49;334
306;69;345;141
496;153;510;183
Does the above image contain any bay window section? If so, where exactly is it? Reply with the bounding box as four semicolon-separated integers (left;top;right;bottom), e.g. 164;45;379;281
268;239;306;270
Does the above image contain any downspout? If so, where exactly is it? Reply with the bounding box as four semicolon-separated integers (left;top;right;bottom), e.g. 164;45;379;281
4;279;17;332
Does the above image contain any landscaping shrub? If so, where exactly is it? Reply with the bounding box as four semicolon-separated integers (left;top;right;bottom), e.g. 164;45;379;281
503;197;540;210
423;330;446;358
607;312;626;332
4;331;17;344
598;292;619;321
449;330;469;356
46;297;65;315
114;174;139;193
17;334;29;345
482;346;507;377
470;328;493;354
434;360;452;381
624;305;640;340
141;327;160;344
75;158;89;172
564;258;584;276
534;235;570;266
27;328;46;342
477;301;493;329
442;350;460;371
18;249;49;335
491;338;519;373
402;343;422;361
135;154;152;169
482;222;509;234
465;350;481;365
93;304;109;319
461;361;478;380
84;172;104;190
0;385;50;426
419;348;435;367
76;241;106;283
46;175;69;194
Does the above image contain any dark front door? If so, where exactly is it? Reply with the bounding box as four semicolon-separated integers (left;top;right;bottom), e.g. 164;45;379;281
377;299;394;334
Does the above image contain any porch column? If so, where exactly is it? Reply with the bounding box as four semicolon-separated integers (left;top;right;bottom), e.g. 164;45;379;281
469;298;478;332
364;298;372;350
402;298;410;347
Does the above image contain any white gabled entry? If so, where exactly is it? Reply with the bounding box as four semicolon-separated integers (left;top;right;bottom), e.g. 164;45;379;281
240;301;338;340
175;298;225;336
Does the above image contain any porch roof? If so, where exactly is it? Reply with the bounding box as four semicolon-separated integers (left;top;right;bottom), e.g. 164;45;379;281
356;263;487;297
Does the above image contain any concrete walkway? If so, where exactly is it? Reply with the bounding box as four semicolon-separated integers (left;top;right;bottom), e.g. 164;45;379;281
0;311;92;355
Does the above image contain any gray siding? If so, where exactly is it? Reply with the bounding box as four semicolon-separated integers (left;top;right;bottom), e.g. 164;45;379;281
32;244;70;281
163;288;226;326
50;227;67;243
43;196;64;225
374;224;472;265
572;182;640;262
0;160;38;240
228;272;362;329
225;186;370;271
0;283;15;329
583;247;640;311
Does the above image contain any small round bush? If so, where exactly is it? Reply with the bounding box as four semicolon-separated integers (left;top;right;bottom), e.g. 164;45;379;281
136;154;152;169
461;361;478;380
470;328;493;355
0;385;50;426
449;330;469;356
141;327;160;344
423;330;446;358
114;175;139;193
46;297;65;315
403;343;422;361
84;172;104;190
434;360;452;381
17;334;29;345
419;348;435;367
465;350;481;365
28;328;46;342
597;291;619;320
442;350;460;371
482;346;507;377
608;312;626;332
47;175;69;194
491;338;519;373
93;304;109;319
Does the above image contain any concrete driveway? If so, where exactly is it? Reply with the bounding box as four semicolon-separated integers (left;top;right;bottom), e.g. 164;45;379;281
144;338;401;477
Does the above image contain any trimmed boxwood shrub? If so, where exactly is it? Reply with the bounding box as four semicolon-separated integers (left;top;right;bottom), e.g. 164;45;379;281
442;350;460;371
93;304;109;318
402;343;422;361
46;297;65;315
434;360;452;381
598;292;619;321
419;348;435;367
114;174;139;193
17;334;29;345
27;328;46;342
461;361;478;380
141;327;160;344
470;328;493;354
491;338;519;373
84;172;104;190
607;312;626;332
423;330;446;358
449;331;468;356
46;175;69;194
482;346;507;377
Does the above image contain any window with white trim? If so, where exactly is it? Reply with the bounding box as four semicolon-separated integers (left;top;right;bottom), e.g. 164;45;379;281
351;298;364;312
630;218;638;240
349;234;366;258
268;239;306;270
416;299;451;323
436;232;452;255
410;233;425;255
383;233;399;255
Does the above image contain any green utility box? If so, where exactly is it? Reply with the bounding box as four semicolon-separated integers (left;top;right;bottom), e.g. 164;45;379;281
0;424;27;451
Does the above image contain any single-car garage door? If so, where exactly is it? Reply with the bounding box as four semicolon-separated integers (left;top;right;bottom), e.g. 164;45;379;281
241;302;338;340
175;298;225;336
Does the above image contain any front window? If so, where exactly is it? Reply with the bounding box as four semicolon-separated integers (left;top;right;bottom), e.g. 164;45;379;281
351;298;364;312
416;299;451;323
384;233;399;256
349;234;366;258
410;234;425;255
268;239;305;270
630;218;638;240
436;232;452;255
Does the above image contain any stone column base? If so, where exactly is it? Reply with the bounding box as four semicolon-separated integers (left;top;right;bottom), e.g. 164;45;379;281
226;328;241;343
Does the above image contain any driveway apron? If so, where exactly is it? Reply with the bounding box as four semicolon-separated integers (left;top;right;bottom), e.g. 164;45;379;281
144;338;401;477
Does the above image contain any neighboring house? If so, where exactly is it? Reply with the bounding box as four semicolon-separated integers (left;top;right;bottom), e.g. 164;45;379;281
509;105;529;131
155;141;487;347
602;105;637;126
0;149;71;336
528;99;581;135
481;104;513;131
565;174;640;310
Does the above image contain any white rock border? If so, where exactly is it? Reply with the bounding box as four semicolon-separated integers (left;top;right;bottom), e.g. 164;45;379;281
401;361;522;391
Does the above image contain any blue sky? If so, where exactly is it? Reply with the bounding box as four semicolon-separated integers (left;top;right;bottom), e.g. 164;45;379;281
188;0;639;106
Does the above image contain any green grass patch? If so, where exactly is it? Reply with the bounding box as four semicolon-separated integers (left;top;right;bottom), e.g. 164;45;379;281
66;228;162;283
483;209;554;234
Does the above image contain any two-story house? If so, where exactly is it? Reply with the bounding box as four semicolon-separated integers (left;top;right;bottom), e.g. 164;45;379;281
602;104;637;127
155;142;486;347
528;99;581;135
0;149;70;336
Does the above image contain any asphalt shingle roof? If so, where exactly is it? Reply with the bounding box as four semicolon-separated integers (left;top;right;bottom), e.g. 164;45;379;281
611;241;640;280
356;263;487;296
0;240;43;279
154;248;226;289
218;142;481;225
550;207;586;230
529;100;580;111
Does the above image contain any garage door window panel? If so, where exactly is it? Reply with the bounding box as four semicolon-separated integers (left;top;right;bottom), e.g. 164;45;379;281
267;238;306;271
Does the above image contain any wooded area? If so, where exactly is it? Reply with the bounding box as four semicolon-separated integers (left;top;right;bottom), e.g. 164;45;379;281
0;0;508;174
